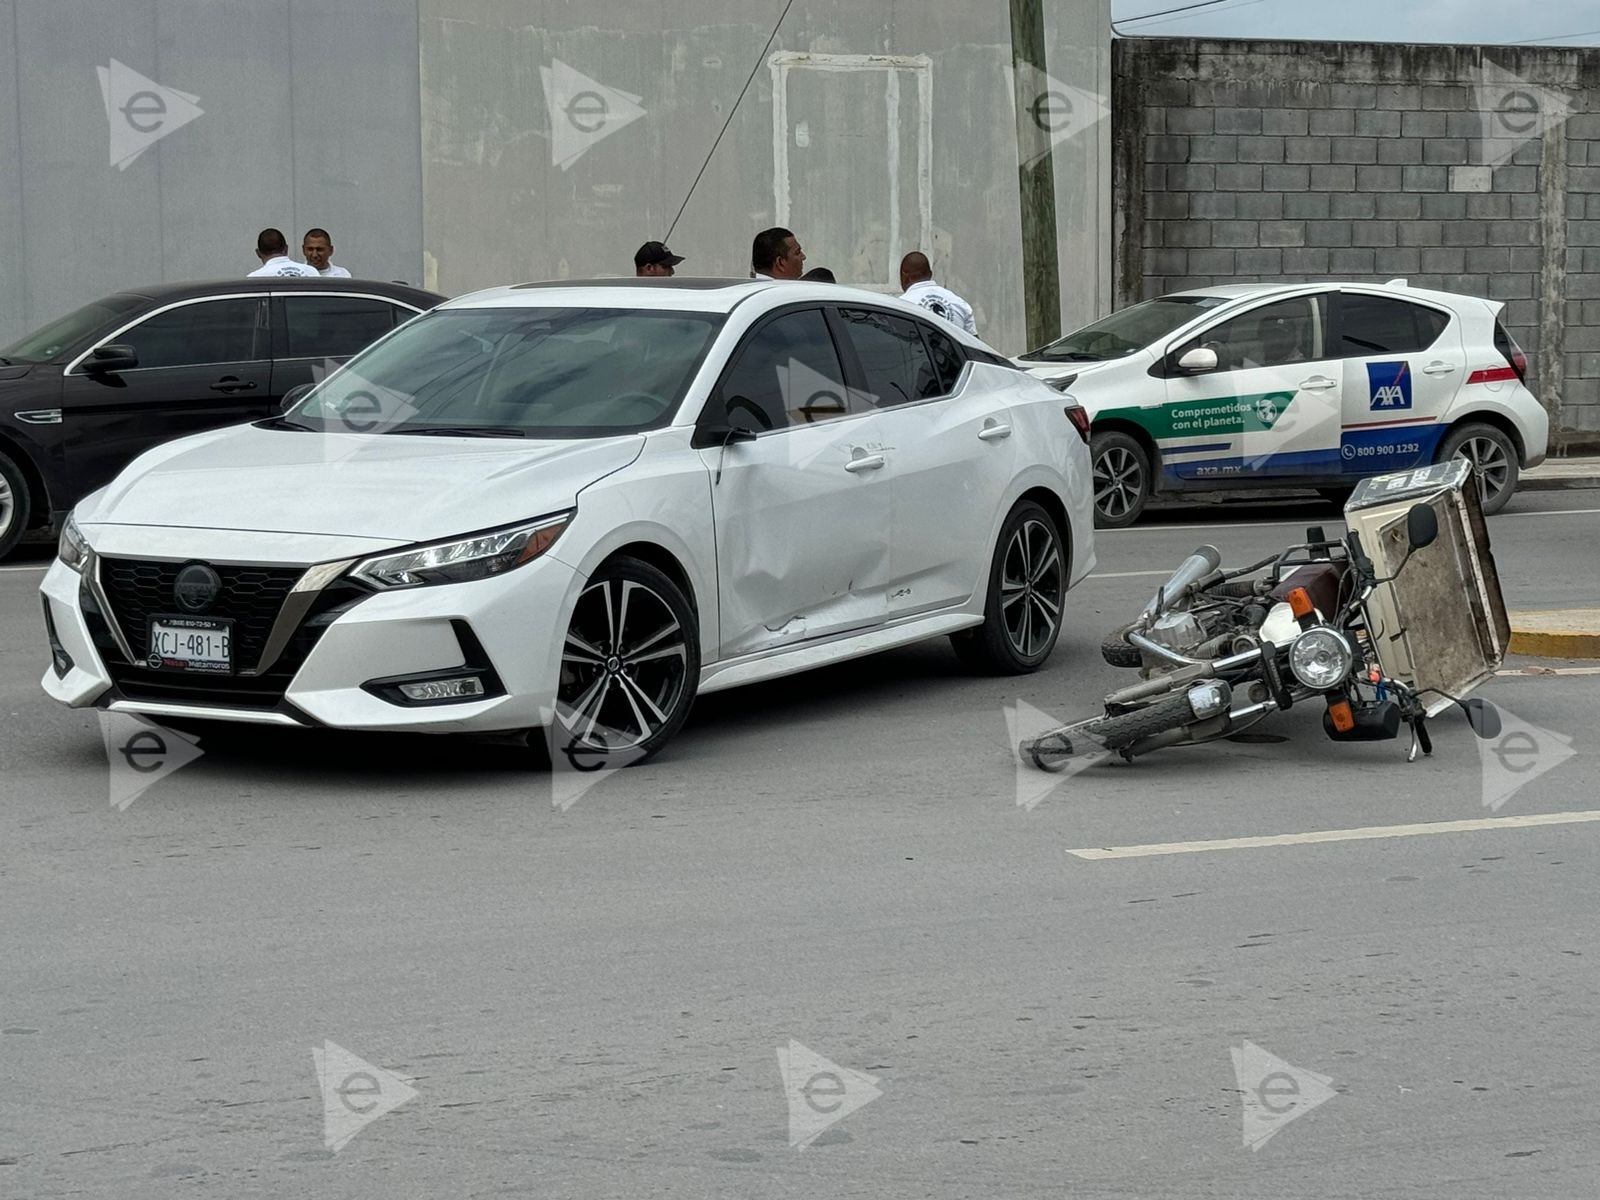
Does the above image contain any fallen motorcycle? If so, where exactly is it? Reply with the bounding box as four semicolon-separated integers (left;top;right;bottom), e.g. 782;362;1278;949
1023;460;1511;771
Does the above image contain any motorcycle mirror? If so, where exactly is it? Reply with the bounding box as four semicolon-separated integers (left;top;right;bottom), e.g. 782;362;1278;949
1405;503;1438;552
1464;698;1501;740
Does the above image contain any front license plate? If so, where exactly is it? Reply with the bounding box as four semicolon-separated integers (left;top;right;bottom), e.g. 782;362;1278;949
146;615;233;674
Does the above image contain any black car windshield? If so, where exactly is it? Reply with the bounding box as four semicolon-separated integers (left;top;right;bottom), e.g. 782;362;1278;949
0;294;146;363
1020;294;1230;363
288;307;725;437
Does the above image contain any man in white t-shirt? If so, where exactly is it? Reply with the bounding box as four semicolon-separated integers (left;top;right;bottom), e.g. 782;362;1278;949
247;228;319;278
899;251;977;335
302;227;352;278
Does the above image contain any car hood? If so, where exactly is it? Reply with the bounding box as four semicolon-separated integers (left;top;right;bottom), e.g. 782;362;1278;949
80;422;646;541
1016;356;1129;383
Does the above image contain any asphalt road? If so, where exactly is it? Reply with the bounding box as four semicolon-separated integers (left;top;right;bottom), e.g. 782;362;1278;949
2;490;1597;1198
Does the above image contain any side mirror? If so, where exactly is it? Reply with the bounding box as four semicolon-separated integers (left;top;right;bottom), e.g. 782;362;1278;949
690;423;759;450
279;382;315;413
83;344;138;374
1405;503;1438;552
1173;346;1218;375
1464;698;1502;740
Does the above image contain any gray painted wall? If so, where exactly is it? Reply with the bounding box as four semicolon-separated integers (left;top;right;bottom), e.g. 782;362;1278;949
0;0;424;347
419;1;1113;355
1115;38;1600;446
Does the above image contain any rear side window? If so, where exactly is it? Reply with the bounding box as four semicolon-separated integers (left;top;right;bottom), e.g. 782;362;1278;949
920;324;967;394
1337;294;1449;356
837;308;939;405
283;295;401;359
120;298;268;368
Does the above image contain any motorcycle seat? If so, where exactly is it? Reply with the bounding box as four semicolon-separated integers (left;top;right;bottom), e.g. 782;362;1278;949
1269;562;1348;619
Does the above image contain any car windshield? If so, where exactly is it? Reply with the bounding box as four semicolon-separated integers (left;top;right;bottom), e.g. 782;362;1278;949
288;306;725;438
0;294;145;363
1020;294;1230;363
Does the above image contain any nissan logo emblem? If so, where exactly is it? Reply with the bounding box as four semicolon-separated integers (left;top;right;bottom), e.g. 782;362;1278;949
173;563;222;613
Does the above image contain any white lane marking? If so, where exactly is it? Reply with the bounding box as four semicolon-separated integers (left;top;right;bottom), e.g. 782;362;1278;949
1067;810;1600;860
1087;569;1178;579
1497;666;1600;677
0;564;49;573
1103;505;1599;534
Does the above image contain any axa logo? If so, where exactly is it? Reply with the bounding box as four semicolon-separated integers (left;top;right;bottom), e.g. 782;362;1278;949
1368;361;1413;410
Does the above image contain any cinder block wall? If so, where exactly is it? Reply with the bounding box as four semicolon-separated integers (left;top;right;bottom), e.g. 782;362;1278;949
1114;38;1600;449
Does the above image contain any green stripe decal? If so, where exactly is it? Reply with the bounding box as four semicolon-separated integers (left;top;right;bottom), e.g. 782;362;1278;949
1099;391;1299;440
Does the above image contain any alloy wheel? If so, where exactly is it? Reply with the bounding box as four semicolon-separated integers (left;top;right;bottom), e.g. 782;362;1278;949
999;518;1064;660
1453;436;1512;506
1094;447;1142;522
0;475;12;543
556;577;690;754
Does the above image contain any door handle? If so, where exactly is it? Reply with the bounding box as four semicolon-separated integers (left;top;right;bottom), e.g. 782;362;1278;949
1298;376;1338;391
1422;361;1456;375
210;378;258;393
978;422;1013;442
844;453;886;473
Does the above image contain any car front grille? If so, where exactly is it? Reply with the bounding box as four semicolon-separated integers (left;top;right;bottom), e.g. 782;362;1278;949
88;558;369;712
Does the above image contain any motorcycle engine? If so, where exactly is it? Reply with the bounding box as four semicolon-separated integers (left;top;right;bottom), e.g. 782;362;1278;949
1145;610;1206;653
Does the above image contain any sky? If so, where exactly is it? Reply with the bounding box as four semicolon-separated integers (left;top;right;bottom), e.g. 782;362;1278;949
1111;0;1600;47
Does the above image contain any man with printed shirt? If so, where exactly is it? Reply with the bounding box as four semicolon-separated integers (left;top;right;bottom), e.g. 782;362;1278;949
302;227;352;278
899;251;976;336
247;228;319;278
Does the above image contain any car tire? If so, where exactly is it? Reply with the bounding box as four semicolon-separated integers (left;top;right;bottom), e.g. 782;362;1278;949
547;555;700;767
1437;423;1519;515
0;451;32;560
950;499;1067;675
1090;431;1151;529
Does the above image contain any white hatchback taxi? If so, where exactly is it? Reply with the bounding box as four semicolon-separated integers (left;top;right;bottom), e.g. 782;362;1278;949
42;279;1095;762
1017;280;1549;526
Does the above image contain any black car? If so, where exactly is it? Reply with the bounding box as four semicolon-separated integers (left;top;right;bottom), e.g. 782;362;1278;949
0;277;445;556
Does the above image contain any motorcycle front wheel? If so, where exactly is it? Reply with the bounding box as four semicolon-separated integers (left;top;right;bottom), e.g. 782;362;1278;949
1023;693;1198;772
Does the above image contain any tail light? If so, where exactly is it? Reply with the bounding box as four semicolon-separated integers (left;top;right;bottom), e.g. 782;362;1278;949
1063;405;1091;443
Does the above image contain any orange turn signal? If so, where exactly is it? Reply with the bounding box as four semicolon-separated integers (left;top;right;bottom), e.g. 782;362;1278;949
1287;587;1314;620
1327;699;1355;733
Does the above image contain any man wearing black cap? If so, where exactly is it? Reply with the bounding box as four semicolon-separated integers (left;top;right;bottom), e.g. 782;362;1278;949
635;241;684;277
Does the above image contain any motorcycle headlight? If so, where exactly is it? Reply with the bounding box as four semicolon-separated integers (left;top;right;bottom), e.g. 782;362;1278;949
58;515;89;574
1289;627;1354;691
351;512;571;590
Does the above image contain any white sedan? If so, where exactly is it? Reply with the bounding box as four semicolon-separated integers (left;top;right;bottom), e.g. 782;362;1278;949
41;279;1095;762
1017;280;1549;526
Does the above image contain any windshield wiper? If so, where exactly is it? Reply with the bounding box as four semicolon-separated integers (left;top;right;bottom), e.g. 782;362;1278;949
0;357;13;366
389;425;528;438
258;416;316;431
1045;351;1105;362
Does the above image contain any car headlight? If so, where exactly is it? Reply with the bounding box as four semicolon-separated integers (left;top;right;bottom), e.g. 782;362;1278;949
58;515;89;574
1288;627;1354;691
350;512;572;590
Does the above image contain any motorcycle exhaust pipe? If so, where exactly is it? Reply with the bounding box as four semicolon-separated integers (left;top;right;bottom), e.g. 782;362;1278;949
1142;545;1223;619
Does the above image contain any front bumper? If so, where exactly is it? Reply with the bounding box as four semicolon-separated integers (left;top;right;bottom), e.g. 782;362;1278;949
40;534;581;733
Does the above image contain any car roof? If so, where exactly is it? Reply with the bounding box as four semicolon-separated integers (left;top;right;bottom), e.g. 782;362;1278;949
105;278;446;308
1164;279;1487;310
446;277;908;316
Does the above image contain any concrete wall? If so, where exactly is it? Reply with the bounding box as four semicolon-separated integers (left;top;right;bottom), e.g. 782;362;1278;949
0;0;424;347
419;0;1113;354
1114;38;1600;448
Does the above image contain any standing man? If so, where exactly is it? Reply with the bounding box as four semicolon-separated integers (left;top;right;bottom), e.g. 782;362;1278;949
899;251;976;335
248;228;319;277
634;241;685;277
302;228;352;278
751;227;805;280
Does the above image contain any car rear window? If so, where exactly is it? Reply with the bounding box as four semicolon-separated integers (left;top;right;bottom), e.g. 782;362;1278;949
1337;294;1449;356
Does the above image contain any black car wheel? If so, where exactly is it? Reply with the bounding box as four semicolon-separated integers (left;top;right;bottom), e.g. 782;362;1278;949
0;451;32;559
1437;423;1519;515
551;556;700;767
1091;431;1152;529
950;500;1067;674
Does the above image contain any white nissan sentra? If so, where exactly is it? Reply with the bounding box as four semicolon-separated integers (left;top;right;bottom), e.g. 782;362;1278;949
41;279;1095;762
